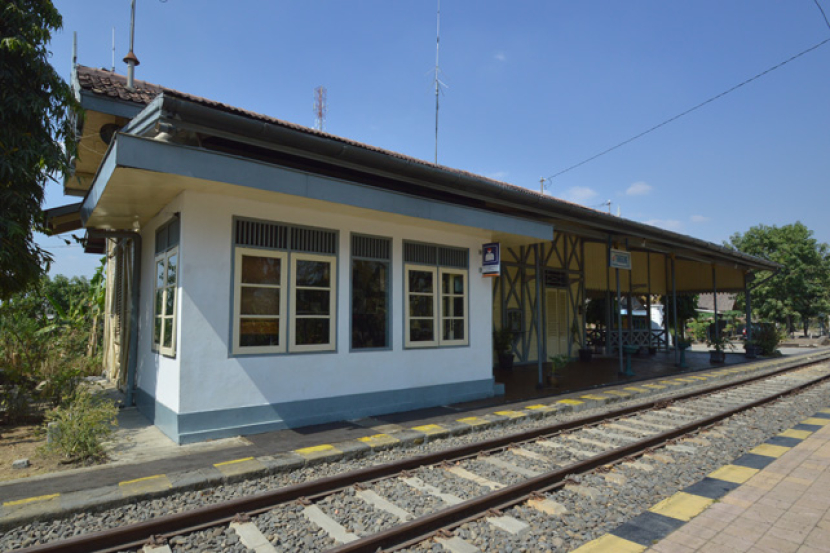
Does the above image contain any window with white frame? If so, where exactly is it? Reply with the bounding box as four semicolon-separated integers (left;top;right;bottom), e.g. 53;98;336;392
232;219;337;354
404;242;468;348
153;218;179;356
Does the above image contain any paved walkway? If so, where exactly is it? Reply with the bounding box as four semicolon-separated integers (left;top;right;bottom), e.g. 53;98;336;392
645;410;830;553
574;406;830;553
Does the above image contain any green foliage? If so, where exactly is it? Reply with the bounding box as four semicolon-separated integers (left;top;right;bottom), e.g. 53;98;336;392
753;324;782;356
492;327;513;352
0;0;80;300
39;386;118;463
661;294;699;335
687;318;709;343
0;270;104;421
548;354;570;374
728;222;830;333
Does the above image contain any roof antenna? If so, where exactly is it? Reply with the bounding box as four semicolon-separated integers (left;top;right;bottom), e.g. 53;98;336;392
433;0;447;164
111;27;115;71
313;86;327;131
123;0;140;90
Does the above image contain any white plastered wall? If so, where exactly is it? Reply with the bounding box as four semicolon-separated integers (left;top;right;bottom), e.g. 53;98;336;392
135;194;185;412
175;189;494;416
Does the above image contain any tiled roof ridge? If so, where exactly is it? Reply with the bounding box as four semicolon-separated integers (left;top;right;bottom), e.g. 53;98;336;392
75;65;598;214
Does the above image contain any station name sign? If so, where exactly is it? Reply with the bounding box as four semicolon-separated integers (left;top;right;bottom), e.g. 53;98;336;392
482;242;500;277
609;249;631;270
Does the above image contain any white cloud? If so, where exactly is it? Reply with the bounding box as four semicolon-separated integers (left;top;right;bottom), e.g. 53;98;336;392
562;186;598;204
690;214;710;223
494;52;506;62
626;181;653;196
644;219;683;231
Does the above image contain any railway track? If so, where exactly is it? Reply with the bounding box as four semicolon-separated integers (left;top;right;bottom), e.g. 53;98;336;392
13;355;830;553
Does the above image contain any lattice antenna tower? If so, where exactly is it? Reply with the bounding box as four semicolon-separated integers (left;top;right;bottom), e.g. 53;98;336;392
314;86;327;132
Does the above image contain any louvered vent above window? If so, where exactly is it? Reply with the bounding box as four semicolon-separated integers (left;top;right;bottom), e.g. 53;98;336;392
235;219;288;249
291;227;337;254
439;247;468;269
352;234;391;260
404;242;438;265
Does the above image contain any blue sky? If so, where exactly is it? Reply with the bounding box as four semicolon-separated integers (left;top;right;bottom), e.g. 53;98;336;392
43;0;830;278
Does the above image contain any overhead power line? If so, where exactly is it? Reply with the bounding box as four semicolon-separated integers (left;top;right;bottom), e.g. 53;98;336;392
543;36;830;184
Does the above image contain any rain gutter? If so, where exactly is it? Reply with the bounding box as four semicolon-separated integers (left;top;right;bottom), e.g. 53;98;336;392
152;94;776;272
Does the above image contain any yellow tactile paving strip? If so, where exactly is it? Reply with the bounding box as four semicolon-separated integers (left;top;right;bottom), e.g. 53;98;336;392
573;412;826;552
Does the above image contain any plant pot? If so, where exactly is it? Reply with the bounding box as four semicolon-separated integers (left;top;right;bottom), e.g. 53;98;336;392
709;350;726;363
578;348;593;362
546;374;558;387
744;344;760;359
648;346;657;355
497;352;514;371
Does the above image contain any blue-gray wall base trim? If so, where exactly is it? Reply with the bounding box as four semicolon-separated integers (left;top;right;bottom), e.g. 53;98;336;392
135;387;180;443
140;378;495;444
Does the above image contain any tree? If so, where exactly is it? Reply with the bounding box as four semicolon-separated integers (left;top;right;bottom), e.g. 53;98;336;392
728;222;830;336
661;294;699;337
1;0;79;300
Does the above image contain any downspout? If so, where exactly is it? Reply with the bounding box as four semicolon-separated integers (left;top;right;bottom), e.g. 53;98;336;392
90;230;142;406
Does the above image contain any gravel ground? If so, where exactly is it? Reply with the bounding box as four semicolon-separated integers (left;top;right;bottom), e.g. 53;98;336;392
402;380;830;552
253;503;336;552
1;363;827;551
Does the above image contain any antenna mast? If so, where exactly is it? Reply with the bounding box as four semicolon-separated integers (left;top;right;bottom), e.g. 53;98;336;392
433;0;445;164
314;86;327;132
111;27;115;71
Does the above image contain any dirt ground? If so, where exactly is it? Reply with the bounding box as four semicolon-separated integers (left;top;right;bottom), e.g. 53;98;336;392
0;423;70;483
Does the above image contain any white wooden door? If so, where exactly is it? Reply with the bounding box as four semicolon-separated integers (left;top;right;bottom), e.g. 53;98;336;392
546;289;568;357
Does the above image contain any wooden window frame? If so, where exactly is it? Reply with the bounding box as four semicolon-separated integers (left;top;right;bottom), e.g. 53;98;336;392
232;247;288;355
153;245;178;357
289;252;337;353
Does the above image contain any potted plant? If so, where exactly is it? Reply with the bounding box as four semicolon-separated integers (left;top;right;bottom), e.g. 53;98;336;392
493;327;514;370
706;334;733;363
548;354;570;387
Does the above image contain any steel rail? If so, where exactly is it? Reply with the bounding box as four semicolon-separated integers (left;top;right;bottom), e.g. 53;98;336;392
15;352;830;553
331;368;830;552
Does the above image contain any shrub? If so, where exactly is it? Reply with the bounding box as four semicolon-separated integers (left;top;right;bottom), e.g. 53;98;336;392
39;387;118;463
754;324;782;356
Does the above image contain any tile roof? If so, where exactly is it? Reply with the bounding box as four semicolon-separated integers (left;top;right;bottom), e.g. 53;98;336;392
74;65;591;211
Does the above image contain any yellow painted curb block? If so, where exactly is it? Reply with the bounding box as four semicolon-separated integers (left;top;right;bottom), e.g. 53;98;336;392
624;387;648;392
649;491;714;522
749;443;791;458
708;464;759;484
358;433;400;448
118;474;172;496
525;404;549;410
412;424;446;435
214;457;255;467
581;394;611;401
295;444;342;459
802;417;829;426
457;416;489;426
779;429;813;440
571;534;647;553
494;410;527;418
3;493;60;507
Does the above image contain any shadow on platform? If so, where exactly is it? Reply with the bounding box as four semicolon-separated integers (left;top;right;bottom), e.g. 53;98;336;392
493;348;755;402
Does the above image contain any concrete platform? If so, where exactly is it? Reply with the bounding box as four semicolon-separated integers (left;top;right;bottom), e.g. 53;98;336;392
1;347;827;529
575;407;830;552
